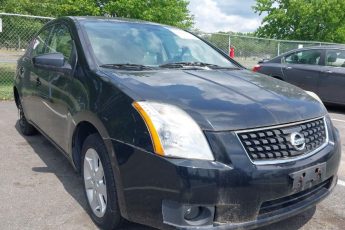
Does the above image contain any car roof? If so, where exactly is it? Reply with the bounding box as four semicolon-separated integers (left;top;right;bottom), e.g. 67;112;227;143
282;45;345;55
45;16;178;34
307;45;345;49
300;45;345;50
265;45;345;62
68;16;166;27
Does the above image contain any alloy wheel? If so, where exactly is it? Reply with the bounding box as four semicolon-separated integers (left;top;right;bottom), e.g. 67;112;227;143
83;148;108;218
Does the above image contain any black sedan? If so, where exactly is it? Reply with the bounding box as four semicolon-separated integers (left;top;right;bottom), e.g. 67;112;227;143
14;17;341;230
253;46;345;105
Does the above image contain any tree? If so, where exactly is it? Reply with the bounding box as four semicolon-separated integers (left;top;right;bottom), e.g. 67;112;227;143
0;0;100;17
0;0;193;29
104;0;193;29
253;0;345;43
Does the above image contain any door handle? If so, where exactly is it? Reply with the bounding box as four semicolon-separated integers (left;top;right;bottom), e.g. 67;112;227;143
36;78;41;86
284;66;293;70
324;70;333;74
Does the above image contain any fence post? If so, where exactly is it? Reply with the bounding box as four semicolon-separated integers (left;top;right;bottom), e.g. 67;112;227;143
228;34;231;57
277;42;280;56
18;35;21;50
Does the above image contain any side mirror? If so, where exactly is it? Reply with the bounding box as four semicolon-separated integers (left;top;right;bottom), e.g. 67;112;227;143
32;52;72;74
33;52;65;67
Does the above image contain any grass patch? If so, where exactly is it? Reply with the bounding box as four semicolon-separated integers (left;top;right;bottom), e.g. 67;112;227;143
0;85;13;100
0;63;16;100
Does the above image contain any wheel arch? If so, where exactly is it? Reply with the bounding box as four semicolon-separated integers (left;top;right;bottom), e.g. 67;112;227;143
272;76;284;81
13;86;20;108
71;120;99;172
70;112;113;172
70;112;128;218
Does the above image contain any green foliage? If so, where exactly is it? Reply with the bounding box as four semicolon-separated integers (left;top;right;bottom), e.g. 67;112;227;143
254;0;345;43
104;0;193;29
1;0;100;17
0;63;15;100
0;0;193;29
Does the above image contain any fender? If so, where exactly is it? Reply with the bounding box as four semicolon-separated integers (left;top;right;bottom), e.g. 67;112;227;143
69;110;129;219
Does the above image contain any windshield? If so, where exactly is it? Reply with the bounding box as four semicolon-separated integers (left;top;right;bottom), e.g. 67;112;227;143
81;20;236;68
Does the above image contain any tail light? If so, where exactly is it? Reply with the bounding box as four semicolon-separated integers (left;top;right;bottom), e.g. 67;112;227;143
252;64;261;72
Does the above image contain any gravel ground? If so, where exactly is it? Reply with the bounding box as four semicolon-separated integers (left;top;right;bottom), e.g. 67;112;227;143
0;101;344;230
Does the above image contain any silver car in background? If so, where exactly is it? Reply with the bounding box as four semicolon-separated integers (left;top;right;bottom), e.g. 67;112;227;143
253;45;345;105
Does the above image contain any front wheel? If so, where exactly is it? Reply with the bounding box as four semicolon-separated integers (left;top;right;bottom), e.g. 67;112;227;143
81;134;122;229
18;102;37;136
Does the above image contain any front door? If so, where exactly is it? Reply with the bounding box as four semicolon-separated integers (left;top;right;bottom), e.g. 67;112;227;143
24;25;54;131
28;23;76;152
39;23;76;151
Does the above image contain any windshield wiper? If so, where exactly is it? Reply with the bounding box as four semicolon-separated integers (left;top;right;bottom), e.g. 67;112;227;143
159;62;238;70
159;62;215;68
100;63;154;70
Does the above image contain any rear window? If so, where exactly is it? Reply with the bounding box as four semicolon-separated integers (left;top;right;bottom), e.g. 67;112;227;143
325;50;345;67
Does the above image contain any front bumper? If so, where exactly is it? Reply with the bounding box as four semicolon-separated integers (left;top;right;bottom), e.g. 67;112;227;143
212;176;337;230
112;124;341;230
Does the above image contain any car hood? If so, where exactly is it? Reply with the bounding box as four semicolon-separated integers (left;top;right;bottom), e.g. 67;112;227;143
102;68;326;131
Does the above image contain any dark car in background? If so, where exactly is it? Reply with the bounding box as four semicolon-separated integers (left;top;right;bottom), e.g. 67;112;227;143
14;17;341;230
253;46;345;105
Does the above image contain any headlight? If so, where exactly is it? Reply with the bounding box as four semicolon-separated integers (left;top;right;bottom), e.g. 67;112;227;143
133;101;214;161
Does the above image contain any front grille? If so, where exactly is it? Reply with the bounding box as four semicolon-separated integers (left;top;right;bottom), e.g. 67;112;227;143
259;177;332;216
237;117;327;163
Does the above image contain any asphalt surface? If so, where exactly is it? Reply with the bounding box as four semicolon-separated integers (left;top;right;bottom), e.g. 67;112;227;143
0;101;344;230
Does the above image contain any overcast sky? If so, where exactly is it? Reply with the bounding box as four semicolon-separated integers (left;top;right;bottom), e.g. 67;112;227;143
188;0;264;33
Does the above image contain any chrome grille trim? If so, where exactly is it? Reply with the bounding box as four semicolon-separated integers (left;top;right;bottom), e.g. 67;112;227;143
235;116;329;165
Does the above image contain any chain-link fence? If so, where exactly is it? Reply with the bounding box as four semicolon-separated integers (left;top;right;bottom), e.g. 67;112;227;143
0;13;341;100
0;13;53;100
200;33;337;69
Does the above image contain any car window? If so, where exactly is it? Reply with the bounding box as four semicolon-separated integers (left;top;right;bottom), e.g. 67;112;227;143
31;26;53;57
285;50;322;65
326;50;345;68
49;24;74;64
81;21;235;68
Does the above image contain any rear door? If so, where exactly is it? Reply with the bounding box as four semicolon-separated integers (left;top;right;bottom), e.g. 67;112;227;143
281;49;323;93
318;49;345;104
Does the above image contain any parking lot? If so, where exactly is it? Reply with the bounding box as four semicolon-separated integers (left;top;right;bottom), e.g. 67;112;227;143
0;101;344;230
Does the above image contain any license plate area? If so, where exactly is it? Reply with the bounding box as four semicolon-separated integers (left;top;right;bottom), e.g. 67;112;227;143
289;163;326;192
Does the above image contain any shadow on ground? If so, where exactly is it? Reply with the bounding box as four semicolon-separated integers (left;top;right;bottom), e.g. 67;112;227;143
326;104;345;114
15;121;155;230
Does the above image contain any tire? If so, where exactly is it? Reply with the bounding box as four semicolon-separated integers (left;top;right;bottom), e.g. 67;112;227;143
81;133;122;230
18;101;37;136
272;76;283;81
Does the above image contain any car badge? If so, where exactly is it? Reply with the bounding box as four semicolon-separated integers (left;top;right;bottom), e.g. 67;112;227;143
290;132;306;151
